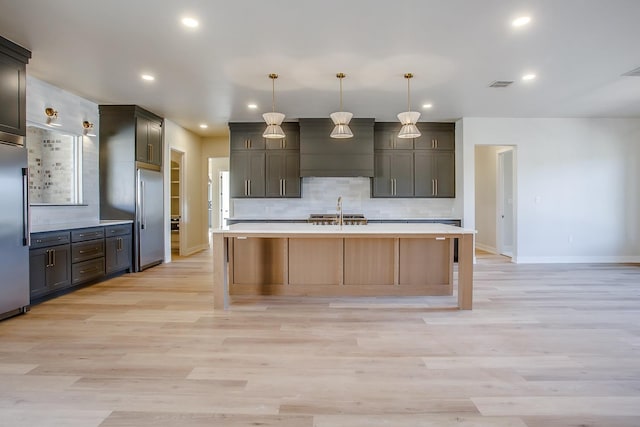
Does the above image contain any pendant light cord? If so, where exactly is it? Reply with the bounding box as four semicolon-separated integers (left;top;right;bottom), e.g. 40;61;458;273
407;76;412;112
339;76;343;111
272;77;276;112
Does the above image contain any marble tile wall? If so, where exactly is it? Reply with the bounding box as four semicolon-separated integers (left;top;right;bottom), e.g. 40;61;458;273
26;76;100;227
232;177;459;219
26;126;76;204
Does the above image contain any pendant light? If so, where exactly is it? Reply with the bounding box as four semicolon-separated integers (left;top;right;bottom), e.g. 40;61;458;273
330;73;353;139
263;73;286;139
397;73;421;139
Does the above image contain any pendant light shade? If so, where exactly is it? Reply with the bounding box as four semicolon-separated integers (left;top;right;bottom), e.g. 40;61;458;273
330;73;353;139
397;73;421;139
263;73;285;139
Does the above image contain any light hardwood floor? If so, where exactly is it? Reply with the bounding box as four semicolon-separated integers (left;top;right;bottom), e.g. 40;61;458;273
1;249;639;426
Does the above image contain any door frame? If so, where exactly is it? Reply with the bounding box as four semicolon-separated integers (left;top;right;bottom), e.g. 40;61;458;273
170;148;185;256
496;147;516;260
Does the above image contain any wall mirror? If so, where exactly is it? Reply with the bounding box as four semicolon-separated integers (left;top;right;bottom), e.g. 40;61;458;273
26;124;83;205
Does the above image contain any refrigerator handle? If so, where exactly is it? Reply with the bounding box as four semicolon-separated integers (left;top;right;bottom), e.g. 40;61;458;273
139;176;146;230
22;168;30;246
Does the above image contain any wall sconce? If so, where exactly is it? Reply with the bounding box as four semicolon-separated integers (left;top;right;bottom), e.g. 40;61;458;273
82;120;96;137
45;107;62;127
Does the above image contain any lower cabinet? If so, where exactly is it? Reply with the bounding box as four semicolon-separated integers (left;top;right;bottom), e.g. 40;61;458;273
29;243;72;299
105;225;132;274
29;223;132;303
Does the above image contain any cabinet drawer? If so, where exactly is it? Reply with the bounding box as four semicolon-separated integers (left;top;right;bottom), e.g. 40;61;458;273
72;239;105;263
105;224;132;237
30;231;71;249
72;257;105;285
71;227;105;242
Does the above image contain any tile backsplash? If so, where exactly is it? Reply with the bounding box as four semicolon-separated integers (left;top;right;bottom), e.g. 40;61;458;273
232;177;459;219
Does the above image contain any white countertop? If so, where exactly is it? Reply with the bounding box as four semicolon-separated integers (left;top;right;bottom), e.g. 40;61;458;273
215;222;474;236
31;220;134;233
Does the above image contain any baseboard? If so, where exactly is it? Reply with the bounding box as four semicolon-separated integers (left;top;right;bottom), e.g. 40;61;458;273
475;243;498;254
516;256;640;264
183;243;209;256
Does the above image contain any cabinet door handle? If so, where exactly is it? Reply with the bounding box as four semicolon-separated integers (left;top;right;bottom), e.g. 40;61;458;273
283;179;286;196
435;179;438;195
432;179;435;196
52;249;56;266
247;180;251;196
46;249;51;267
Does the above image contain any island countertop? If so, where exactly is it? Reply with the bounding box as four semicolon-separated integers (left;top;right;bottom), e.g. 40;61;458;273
214;222;474;236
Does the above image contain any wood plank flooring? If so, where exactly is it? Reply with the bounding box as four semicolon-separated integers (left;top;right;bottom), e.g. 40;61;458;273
1;249;639;426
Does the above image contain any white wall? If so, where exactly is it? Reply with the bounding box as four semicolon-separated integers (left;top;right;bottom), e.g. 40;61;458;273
462;118;640;263
26;76;99;227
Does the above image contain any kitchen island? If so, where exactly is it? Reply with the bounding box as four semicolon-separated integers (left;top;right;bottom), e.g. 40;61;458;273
212;223;475;310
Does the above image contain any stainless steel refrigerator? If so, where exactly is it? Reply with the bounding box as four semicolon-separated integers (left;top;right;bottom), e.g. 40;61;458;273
0;140;30;320
136;168;164;271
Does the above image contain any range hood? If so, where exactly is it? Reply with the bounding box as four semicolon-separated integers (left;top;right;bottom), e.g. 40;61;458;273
299;118;374;177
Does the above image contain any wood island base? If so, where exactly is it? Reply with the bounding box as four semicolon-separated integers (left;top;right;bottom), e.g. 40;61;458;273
213;223;474;310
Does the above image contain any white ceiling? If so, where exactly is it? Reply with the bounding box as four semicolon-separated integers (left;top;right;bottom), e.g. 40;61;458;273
1;0;639;136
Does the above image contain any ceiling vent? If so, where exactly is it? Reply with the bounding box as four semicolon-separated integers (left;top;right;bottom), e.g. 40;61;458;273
489;80;514;88
622;66;640;77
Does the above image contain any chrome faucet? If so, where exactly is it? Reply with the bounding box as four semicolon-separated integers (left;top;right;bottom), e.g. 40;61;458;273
337;196;343;227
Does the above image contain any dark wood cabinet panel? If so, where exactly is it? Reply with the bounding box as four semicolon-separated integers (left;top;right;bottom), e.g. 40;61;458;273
265;150;301;197
372;151;414;197
29;244;71;299
415;151;455;198
374;123;414;150
414;123;455;150
106;233;132;275
374;122;455;198
135;115;163;165
230;151;266;198
0;37;30;138
229;122;299;199
299;118;374;177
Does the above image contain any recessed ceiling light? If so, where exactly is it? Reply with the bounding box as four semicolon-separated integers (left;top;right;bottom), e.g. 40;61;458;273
512;16;531;27
141;74;155;81
247;104;258;109
181;17;199;28
199;124;208;129
522;73;536;81
422;103;433;109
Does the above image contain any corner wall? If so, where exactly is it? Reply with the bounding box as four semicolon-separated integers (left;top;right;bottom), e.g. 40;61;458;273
164;120;208;257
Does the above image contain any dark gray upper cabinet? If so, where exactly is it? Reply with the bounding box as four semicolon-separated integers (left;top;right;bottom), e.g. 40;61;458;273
135;114;163;166
414;123;455;150
265;150;301;197
230;151;266;198
374;122;455;198
372;151;414;197
373;122;414;150
229;122;300;198
414;151;455;198
0;37;31;140
299;118;375;177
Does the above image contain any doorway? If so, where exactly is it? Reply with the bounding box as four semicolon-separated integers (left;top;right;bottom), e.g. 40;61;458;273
207;157;230;231
497;149;514;257
474;145;516;261
170;149;184;256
